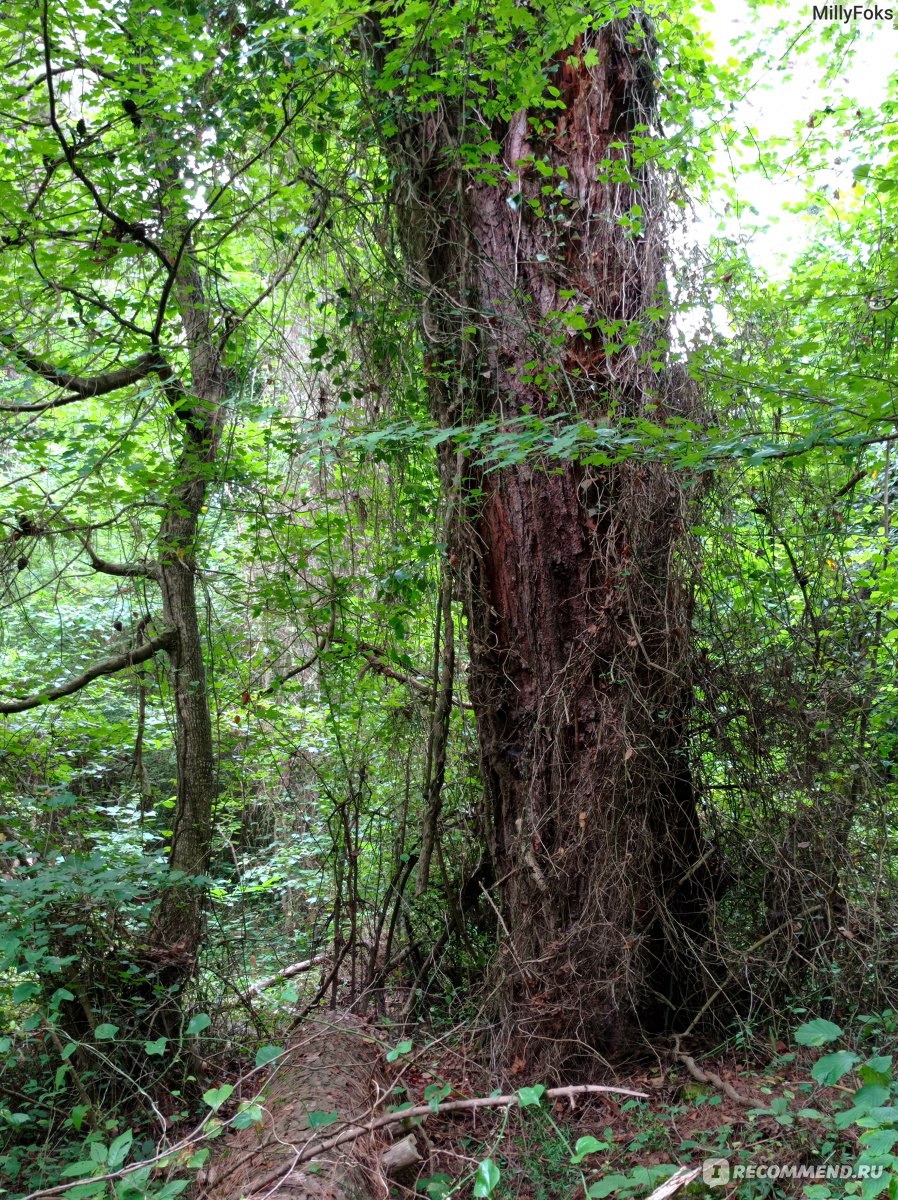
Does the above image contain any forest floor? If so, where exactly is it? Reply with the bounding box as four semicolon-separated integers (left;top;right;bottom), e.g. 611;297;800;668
372;1043;846;1199
198;1006;856;1200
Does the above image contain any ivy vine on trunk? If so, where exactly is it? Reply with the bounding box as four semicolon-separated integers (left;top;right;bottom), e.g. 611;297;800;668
369;10;712;1062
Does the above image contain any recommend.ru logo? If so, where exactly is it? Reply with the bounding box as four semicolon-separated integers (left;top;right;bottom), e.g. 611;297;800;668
702;1160;884;1186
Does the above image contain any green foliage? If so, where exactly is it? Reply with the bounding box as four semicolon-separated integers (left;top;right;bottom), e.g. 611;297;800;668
587;1166;677;1199
0;0;897;1195
797;1020;846;1047
784;1021;898;1199
472;1157;501;1197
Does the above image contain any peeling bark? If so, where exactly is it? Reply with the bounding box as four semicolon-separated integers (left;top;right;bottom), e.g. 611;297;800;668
391;17;709;1060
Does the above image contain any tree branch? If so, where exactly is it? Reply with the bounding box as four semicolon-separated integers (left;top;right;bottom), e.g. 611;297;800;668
40;0;171;271
49;515;158;578
10;1080;647;1200
221;184;329;349
80;538;158;579
338;635;435;699
243;954;328;999
0;632;175;714
296;1083;649;1163
0;338;167;411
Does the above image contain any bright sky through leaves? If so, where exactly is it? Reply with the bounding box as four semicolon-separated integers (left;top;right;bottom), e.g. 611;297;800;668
700;2;896;275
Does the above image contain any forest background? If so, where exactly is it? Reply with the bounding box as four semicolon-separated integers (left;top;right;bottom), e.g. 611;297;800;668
2;1;898;1198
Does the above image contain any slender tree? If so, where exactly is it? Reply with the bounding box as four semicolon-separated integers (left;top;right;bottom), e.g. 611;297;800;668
0;0;325;979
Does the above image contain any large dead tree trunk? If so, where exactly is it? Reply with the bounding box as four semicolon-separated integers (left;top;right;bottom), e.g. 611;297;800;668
389;17;709;1061
196;1013;381;1200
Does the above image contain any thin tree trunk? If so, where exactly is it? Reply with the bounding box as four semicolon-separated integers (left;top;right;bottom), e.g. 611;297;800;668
389;17;709;1061
149;259;226;964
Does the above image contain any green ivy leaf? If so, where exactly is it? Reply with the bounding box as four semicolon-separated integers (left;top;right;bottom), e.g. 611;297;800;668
424;1082;451;1112
517;1085;546;1108
153;1182;189;1199
472;1158;501;1198
232;1103;264;1130
186;1013;212;1035
812;1051;859;1086
107;1129;133;1170
70;1104;90;1131
59;1159;99;1179
794;1019;843;1047
587;1175;633;1198
570;1135;609;1164
202;1085;234;1111
254;1044;283;1068
144;1038;168;1057
308;1110;340;1128
93;1023;119;1041
386;1039;413;1063
860;1056;893;1085
12;981;40;1004
861;1129;898;1154
853;1084;891;1111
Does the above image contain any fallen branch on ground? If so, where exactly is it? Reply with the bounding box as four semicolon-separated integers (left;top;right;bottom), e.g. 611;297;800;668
646;1166;703;1200
245;954;328;998
672;1037;753;1107
298;1083;648;1162
16;1073;645;1200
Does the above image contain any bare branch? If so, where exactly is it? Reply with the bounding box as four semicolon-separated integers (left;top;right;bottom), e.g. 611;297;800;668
26;269;155;340
0;632;175;714
296;1084;650;1163
149;108;322;346
16;58;122;98
12;1079;647;1200
338;635;434;698
263;604;335;695
52;508;158;578
79;537;158;579
0;339;168;412
243;954;328;999
831;469;867;502
39;1;171;271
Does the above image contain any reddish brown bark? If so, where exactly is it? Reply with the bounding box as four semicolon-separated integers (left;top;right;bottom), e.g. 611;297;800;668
396;18;708;1060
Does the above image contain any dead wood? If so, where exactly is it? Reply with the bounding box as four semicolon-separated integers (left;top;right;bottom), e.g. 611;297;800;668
195;1012;384;1200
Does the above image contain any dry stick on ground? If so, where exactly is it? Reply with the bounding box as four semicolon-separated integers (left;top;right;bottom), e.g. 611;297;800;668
646;1166;703;1200
671;1037;753;1108
246;955;329;997
295;1083;649;1163
219;955;331;1008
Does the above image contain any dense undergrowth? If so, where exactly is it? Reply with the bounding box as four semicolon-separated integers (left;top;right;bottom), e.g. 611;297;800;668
3;0;898;1197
